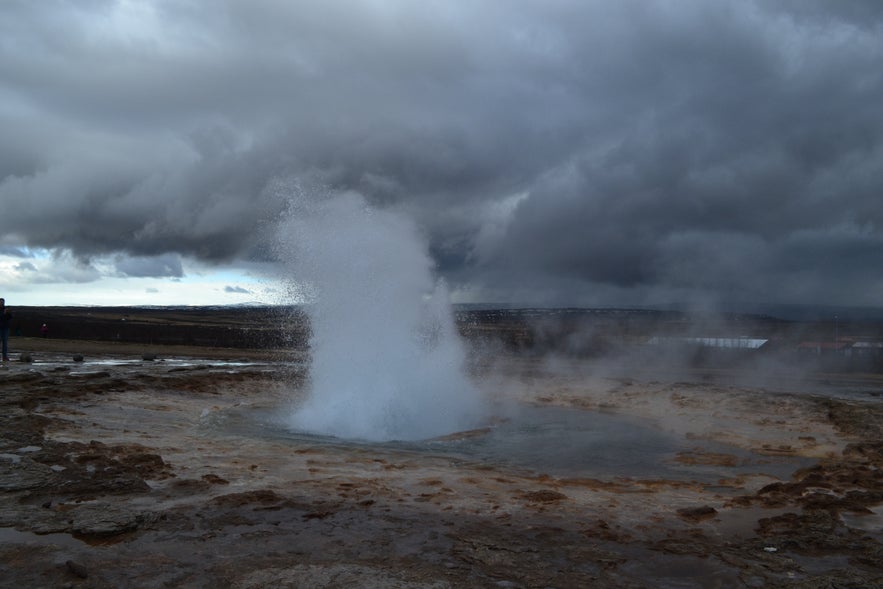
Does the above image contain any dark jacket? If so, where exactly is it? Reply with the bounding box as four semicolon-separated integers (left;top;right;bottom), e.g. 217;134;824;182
0;308;12;329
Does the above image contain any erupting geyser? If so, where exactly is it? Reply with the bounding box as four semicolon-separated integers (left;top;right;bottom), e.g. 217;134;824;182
277;188;488;441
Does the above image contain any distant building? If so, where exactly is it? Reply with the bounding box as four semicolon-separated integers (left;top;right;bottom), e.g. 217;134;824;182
797;341;854;356
851;341;883;358
646;336;769;350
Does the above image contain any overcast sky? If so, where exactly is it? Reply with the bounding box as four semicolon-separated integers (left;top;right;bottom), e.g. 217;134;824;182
1;0;881;308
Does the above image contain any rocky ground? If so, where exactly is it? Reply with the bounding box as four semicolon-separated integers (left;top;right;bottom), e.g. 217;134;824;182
1;337;882;588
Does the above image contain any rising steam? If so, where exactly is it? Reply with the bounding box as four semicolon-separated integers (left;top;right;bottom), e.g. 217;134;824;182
276;186;487;441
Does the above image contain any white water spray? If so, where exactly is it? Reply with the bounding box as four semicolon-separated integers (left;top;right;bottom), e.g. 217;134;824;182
277;188;487;441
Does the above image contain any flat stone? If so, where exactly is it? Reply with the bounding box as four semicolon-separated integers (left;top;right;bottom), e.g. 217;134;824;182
0;458;54;491
70;503;150;537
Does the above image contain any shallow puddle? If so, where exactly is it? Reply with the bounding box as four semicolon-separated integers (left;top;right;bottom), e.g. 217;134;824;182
841;505;883;538
0;527;86;549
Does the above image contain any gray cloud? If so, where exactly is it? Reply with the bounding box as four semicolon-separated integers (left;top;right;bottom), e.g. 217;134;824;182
225;285;252;294
114;254;183;278
14;261;37;272
1;0;881;307
0;246;30;258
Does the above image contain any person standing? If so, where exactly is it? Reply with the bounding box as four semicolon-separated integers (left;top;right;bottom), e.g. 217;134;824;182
0;298;12;361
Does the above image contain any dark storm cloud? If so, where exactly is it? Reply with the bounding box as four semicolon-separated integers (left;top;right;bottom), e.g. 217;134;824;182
1;0;881;306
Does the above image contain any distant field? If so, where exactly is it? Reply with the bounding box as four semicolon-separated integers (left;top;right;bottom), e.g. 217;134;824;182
10;306;305;350
5;305;883;373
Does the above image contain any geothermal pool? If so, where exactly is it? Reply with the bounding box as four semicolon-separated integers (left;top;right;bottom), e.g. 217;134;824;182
208;401;809;482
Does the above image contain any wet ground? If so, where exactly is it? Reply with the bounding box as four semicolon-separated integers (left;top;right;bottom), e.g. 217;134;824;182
1;342;882;588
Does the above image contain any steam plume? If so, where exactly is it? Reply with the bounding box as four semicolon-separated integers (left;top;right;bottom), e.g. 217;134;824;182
276;186;487;441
